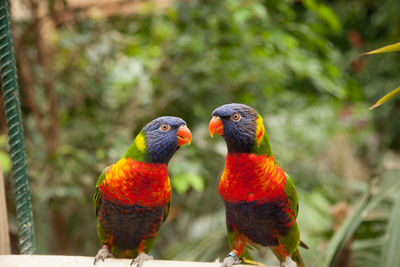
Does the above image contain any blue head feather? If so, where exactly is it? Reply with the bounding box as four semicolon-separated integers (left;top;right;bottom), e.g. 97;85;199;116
142;116;187;164
212;103;259;153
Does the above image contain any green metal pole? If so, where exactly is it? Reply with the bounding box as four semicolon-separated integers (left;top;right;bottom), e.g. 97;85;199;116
0;0;36;254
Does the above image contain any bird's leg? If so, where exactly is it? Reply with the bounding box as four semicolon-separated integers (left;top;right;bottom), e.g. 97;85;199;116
281;256;296;267
221;250;240;267
131;252;154;267
94;245;113;265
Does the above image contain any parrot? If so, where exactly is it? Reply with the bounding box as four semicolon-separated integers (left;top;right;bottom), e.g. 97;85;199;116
208;103;308;267
93;116;192;266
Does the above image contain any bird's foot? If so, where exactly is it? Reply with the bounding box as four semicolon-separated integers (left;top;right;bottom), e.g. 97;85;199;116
94;245;113;265
221;250;240;267
281;256;296;267
131;252;154;267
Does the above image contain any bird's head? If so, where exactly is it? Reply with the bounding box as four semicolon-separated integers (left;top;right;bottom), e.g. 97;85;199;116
209;103;270;155
132;116;192;164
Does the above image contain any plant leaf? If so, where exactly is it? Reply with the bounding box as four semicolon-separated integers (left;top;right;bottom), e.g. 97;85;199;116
322;188;369;267
369;86;400;110
362;42;400;55
382;193;400;266
322;177;400;267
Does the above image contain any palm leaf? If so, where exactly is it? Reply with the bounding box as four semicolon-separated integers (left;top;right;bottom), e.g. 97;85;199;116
382;193;400;266
361;42;400;109
322;188;369;267
362;42;400;55
322;177;400;267
369;86;400;110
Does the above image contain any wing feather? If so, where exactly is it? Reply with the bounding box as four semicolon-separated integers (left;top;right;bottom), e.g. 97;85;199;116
284;172;299;218
93;167;110;217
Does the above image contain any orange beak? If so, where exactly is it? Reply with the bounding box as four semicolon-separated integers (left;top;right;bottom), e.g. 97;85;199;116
209;115;224;137
177;125;192;146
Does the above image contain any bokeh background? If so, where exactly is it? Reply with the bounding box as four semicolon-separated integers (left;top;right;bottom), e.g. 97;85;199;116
1;0;400;267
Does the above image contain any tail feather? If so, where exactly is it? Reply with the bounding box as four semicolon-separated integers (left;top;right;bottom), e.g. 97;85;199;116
292;249;305;267
300;240;309;249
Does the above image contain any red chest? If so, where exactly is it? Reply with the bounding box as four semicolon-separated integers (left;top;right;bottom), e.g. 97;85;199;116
219;153;286;204
99;158;171;207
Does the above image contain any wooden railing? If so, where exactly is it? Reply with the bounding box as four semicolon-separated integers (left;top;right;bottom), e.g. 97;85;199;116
0;255;272;267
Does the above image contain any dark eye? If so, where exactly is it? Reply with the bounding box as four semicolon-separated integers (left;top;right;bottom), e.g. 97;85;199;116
231;113;242;121
160;123;171;131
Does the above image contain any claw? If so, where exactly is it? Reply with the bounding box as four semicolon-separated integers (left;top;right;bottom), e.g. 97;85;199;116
131;252;154;267
221;256;235;267
221;250;240;267
281;256;296;267
94;245;113;265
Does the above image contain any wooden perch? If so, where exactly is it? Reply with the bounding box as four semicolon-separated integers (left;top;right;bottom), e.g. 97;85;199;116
0;255;275;267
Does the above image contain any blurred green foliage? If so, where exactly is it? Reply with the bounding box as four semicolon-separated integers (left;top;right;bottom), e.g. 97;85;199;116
0;135;11;174
3;0;400;266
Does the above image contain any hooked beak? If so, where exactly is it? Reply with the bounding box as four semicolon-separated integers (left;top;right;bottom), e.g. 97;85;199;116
209;115;224;137
177;125;192;146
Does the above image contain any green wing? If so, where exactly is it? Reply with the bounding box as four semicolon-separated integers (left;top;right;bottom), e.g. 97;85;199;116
284;172;310;250
284;172;299;218
93;167;110;217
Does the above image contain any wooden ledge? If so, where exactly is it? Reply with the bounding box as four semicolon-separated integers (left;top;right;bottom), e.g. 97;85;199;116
0;255;271;267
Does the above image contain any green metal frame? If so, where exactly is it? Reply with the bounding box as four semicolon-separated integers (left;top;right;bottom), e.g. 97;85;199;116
0;0;36;254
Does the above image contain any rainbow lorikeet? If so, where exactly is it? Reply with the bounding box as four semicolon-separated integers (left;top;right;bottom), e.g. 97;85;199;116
208;104;308;267
93;116;192;266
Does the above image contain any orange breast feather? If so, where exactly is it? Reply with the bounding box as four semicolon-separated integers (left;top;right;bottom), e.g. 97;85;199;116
219;153;286;204
100;157;171;207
